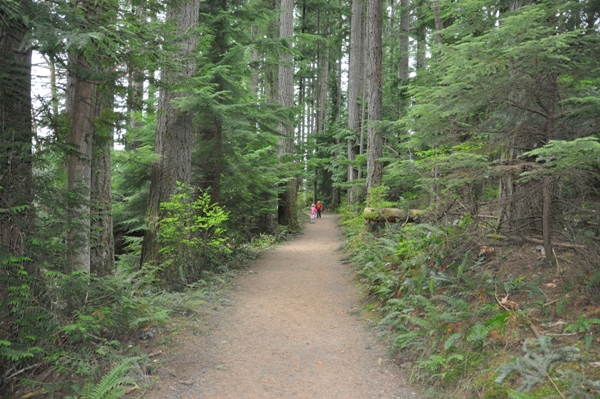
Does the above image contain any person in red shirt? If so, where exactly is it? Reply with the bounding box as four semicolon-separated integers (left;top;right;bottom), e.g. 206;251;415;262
315;201;323;218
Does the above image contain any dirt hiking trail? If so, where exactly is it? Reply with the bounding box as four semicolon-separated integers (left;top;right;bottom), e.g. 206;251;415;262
146;213;421;399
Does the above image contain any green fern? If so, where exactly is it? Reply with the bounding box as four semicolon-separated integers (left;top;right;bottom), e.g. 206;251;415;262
466;322;489;348
79;357;140;399
418;353;465;380
0;340;44;362
444;332;464;350
128;308;169;328
392;330;423;351
437;295;471;322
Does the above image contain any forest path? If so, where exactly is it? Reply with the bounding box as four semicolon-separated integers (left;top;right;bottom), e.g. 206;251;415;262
146;213;421;399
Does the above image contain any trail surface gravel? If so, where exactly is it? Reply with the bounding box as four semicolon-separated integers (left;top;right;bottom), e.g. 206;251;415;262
145;213;421;399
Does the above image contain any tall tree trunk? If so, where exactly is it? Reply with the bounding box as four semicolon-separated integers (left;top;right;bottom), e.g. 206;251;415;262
0;0;34;274
335;36;342;123
332;23;342;208
497;147;519;232
366;0;384;194
299;78;305;159
277;0;299;230
42;56;60;137
317;30;329;135
432;0;443;45
126;66;144;150
250;26;260;96
91;86;115;277
313;168;318;205
66;0;117;275
541;74;558;265
67;52;99;274
358;7;368;181
267;0;280;104
315;19;330;204
126;50;144;147
298;0;306;171
398;0;410;81
126;4;146;137
416;24;426;71
347;0;364;203
141;0;200;283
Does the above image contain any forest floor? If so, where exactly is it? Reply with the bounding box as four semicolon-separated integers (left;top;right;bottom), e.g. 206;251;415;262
142;213;422;399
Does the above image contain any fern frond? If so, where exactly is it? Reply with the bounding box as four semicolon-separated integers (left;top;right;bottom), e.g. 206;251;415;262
407;315;433;330
129;308;169;328
438;295;470;312
444;332;464;350
393;331;421;350
81;357;140;399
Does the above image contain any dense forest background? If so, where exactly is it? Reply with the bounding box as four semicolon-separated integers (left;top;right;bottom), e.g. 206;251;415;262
1;0;600;397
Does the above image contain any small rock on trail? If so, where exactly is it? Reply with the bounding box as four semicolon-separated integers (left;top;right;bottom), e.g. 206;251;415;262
145;213;421;399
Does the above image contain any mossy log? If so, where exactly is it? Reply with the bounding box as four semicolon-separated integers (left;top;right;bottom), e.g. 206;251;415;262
363;208;423;223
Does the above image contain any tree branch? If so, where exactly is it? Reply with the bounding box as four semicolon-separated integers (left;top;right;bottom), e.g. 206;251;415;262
507;100;547;118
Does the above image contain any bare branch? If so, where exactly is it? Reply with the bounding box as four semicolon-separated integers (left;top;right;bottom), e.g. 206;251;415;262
508;100;548;118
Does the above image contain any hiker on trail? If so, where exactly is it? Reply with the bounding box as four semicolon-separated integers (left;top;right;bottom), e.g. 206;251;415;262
316;201;323;218
310;204;317;219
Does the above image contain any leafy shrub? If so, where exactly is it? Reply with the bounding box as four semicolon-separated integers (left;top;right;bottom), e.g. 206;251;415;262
157;183;231;287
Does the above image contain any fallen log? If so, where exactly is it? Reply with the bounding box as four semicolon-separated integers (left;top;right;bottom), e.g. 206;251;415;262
363;208;423;223
523;237;587;250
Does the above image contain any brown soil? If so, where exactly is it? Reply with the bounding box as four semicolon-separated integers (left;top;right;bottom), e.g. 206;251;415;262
144;213;422;399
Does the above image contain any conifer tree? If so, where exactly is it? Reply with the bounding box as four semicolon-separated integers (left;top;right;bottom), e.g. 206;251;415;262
347;0;364;204
0;0;35;273
65;0;118;274
141;0;200;286
277;0;299;230
403;0;600;262
366;0;383;194
398;0;409;82
91;84;116;277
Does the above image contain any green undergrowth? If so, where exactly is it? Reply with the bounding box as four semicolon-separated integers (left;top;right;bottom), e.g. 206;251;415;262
339;201;600;399
0;268;165;398
0;232;277;399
